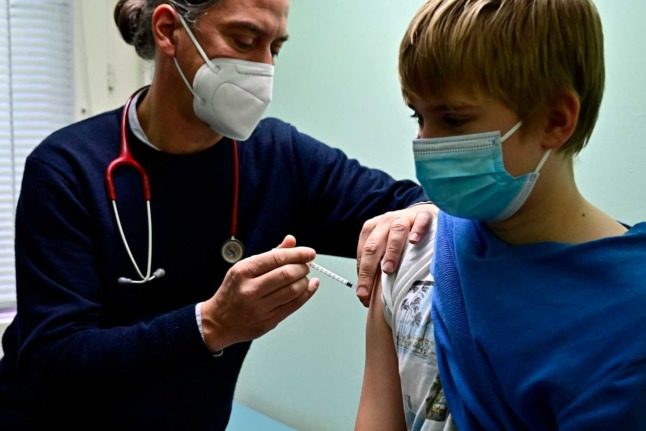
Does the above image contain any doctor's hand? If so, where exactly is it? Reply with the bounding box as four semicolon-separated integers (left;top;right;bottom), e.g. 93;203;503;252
355;203;437;307
199;235;319;353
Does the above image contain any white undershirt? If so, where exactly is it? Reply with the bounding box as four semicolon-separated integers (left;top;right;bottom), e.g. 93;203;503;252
127;90;160;151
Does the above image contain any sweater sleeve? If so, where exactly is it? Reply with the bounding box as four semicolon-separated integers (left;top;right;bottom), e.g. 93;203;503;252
13;156;211;390
285;123;428;257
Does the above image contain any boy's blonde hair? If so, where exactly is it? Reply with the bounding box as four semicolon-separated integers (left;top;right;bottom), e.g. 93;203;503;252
399;0;604;153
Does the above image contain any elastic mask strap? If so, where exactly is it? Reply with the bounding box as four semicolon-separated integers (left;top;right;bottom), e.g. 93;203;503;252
501;121;523;142
176;12;216;72
534;149;552;173
499;120;551;173
172;57;206;104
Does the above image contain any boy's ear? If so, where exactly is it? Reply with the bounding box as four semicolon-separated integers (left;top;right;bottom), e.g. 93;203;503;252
542;90;580;150
151;4;181;58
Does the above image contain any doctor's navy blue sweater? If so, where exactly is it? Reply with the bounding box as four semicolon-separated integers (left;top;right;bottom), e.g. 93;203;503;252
0;109;426;428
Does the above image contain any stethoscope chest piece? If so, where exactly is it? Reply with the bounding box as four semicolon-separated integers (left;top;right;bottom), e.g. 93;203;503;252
112;87;245;275
221;237;245;264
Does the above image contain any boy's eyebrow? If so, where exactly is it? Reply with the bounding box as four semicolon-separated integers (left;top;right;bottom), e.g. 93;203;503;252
428;102;479;113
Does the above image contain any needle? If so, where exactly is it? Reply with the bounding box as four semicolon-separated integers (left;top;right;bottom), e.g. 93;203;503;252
309;262;354;288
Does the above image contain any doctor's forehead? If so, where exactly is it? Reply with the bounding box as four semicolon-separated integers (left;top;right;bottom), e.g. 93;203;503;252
202;0;290;37
206;0;290;20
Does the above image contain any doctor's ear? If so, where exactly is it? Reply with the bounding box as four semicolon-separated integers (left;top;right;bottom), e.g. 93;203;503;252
151;4;182;58
541;90;581;150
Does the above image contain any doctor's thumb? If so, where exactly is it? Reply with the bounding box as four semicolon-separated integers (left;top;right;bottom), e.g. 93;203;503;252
276;234;297;249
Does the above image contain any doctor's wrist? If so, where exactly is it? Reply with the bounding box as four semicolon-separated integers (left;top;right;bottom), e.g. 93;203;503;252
195;302;224;357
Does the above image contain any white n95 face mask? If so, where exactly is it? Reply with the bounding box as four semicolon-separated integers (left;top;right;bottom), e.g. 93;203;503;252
174;13;274;141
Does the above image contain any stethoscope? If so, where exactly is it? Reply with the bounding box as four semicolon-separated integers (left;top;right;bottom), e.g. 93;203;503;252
106;88;244;285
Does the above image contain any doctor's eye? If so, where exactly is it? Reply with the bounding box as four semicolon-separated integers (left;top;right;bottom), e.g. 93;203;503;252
234;38;254;51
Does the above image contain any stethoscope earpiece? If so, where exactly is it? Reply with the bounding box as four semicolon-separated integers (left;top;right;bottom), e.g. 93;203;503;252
117;268;166;285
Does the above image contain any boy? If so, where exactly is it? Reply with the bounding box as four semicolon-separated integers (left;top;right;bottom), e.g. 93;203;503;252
357;0;646;429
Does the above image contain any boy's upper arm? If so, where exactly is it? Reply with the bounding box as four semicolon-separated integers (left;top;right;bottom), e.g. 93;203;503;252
355;277;407;431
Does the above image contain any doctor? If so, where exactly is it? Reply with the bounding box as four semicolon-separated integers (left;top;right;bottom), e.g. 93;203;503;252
0;0;433;428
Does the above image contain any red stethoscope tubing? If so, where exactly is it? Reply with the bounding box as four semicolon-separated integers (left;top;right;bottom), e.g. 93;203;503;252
105;89;151;201
107;88;241;284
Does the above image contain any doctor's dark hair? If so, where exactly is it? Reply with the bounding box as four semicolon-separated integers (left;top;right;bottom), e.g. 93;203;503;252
114;0;218;60
399;0;605;154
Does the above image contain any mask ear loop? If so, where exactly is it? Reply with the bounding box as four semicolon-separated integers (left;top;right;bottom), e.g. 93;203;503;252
500;120;553;174
172;11;217;105
173;57;206;104
175;12;217;72
534;149;552;173
501;121;524;142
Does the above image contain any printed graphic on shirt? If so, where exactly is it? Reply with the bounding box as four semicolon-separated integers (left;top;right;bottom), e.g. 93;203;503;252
394;278;453;430
395;279;434;358
426;374;450;422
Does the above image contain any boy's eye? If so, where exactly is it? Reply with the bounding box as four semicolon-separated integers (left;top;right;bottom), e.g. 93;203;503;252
443;115;467;128
410;112;424;128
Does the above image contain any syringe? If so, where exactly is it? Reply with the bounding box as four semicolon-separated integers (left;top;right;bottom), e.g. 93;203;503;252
309;262;354;288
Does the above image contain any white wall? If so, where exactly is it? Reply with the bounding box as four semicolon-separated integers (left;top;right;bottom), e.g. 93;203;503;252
73;0;149;119
575;0;646;226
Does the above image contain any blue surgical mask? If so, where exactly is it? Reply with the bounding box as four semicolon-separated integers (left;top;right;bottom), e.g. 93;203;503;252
413;122;551;222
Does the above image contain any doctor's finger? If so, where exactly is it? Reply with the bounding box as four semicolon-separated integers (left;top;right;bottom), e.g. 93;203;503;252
379;215;411;275
356;215;380;262
276;234;297;249
409;206;436;244
255;262;312;298
266;278;320;323
262;276;313;309
355;220;392;305
238;246;316;279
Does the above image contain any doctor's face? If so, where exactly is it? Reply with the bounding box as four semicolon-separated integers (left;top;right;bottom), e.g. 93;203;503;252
181;0;290;67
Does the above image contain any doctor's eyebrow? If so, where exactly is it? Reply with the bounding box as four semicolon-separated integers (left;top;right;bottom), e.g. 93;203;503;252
222;20;289;43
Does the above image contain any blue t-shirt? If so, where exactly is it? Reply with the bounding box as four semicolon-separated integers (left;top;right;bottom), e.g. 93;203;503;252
432;212;646;431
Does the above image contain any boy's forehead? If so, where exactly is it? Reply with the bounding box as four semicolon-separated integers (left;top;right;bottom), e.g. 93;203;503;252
405;84;491;108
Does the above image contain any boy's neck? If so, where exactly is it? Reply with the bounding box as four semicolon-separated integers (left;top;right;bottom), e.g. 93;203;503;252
486;160;627;245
